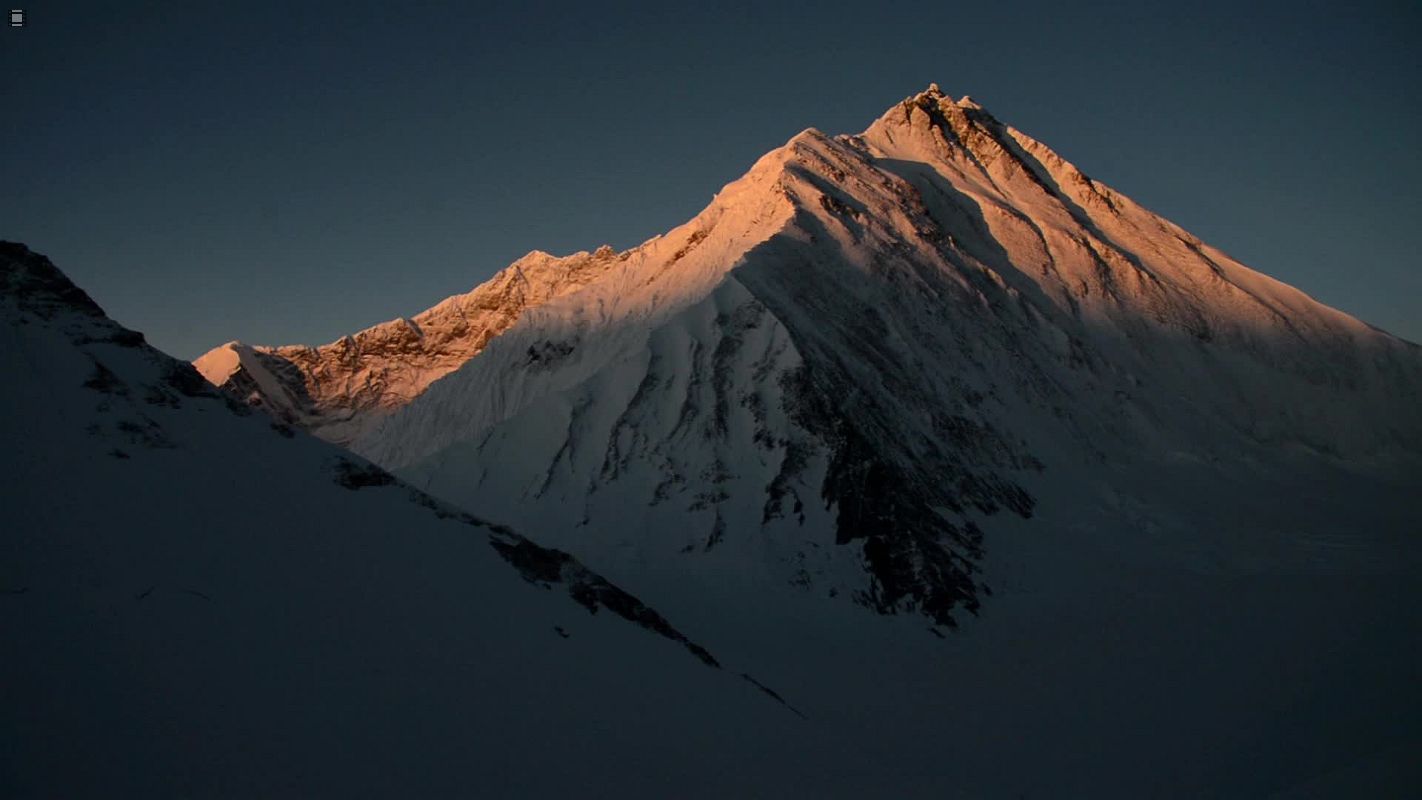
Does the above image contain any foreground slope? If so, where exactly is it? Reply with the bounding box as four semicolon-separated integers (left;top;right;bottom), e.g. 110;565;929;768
0;242;807;798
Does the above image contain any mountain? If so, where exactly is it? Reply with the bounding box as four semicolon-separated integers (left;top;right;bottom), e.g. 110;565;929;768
187;87;1422;794
0;242;819;798
204;85;1422;628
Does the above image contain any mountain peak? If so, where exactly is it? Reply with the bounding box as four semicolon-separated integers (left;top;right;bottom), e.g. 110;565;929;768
191;340;249;385
903;83;980;111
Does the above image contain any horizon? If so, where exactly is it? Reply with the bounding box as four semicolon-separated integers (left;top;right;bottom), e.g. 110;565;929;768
3;1;1419;358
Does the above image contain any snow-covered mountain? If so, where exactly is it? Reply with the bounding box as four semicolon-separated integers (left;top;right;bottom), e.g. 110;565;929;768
0;242;817;797
16;81;1422;794
203;86;1422;633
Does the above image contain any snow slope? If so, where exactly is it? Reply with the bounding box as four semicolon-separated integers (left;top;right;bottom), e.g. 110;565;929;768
0;242;816;798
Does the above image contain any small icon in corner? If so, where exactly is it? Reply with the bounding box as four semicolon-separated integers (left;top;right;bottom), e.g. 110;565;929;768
9;9;22;27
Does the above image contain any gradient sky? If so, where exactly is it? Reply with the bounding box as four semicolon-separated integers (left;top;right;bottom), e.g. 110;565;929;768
3;0;1418;358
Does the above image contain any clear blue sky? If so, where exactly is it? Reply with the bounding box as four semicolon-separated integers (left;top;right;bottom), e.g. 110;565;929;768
3;0;1418;358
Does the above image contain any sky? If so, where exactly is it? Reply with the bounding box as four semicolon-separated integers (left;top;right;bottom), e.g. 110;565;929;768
3;0;1419;358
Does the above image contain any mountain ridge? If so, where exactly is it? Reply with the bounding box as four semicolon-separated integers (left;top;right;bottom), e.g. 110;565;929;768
201;87;1420;435
193;245;632;444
